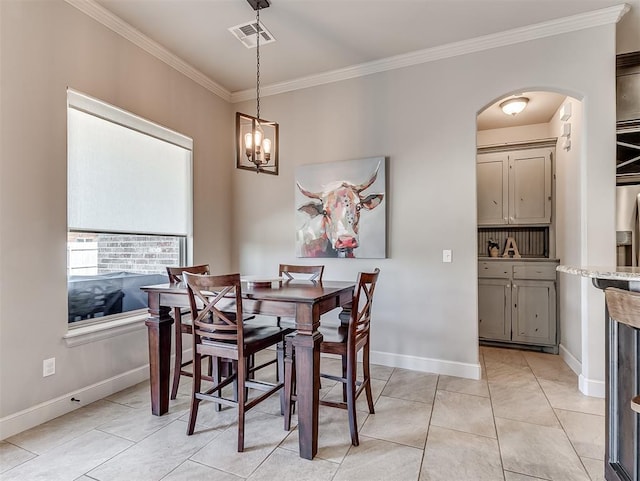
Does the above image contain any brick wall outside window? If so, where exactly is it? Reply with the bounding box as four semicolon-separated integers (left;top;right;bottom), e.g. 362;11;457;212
68;232;182;276
96;234;181;274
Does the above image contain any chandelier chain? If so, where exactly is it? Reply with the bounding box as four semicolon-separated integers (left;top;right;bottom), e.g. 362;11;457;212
256;5;260;120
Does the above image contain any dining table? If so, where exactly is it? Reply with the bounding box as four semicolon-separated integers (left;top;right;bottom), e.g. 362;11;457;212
140;278;355;460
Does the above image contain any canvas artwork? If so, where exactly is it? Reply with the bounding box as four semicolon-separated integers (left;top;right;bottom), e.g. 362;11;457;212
295;157;386;258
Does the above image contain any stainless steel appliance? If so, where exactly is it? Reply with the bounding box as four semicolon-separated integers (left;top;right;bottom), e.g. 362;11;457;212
616;185;640;266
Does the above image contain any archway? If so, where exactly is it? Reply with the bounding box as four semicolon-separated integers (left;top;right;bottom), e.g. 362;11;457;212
475;90;586;382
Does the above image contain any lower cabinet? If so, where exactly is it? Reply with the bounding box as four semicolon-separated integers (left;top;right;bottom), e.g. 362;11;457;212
478;260;558;351
478;278;511;341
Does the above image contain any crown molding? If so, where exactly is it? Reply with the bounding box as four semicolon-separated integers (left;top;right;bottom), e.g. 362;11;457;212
65;0;232;102
65;0;628;105
231;3;630;103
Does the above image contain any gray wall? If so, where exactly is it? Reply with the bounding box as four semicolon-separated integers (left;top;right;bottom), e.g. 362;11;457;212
0;0;232;423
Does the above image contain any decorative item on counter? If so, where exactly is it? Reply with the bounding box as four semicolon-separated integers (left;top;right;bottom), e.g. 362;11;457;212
488;239;500;257
502;236;521;258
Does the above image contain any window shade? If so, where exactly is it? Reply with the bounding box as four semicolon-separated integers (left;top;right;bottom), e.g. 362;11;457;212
67;91;192;236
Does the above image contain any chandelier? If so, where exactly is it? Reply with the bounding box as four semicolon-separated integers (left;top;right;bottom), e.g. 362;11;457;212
236;0;279;175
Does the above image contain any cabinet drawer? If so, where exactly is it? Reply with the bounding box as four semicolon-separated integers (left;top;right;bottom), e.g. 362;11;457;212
478;262;511;278
513;264;557;280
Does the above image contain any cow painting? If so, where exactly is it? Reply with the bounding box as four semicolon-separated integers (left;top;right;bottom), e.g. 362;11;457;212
296;159;385;258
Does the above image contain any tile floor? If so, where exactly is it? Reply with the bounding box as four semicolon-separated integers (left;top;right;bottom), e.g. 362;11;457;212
0;346;606;481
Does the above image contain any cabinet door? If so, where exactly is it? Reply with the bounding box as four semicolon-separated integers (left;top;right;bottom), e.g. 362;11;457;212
478;278;511;341
509;148;552;224
477;153;509;225
511;280;556;345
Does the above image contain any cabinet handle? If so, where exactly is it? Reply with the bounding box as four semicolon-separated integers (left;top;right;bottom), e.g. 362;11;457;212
509;216;514;222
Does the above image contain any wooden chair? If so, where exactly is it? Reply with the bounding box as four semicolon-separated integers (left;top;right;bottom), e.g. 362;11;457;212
279;264;324;282
166;264;210;399
284;268;380;446
274;264;324;374
184;272;288;452
248;264;324;379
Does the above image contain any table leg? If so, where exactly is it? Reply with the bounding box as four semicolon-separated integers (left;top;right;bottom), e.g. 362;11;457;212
145;293;173;416
293;330;322;459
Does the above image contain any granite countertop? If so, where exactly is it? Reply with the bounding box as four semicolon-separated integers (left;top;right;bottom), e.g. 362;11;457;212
478;257;560;263
557;265;640;281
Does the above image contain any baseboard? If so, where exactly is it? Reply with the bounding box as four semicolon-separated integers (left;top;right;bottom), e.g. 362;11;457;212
559;343;582;376
0;364;150;441
370;349;481;380
579;374;606;399
558;345;605;398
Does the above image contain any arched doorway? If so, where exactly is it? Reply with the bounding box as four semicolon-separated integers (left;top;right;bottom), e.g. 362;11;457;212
475;90;584;370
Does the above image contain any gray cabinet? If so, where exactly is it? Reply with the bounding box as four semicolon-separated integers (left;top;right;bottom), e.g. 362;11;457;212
477;146;553;226
478;260;558;351
478;278;511;341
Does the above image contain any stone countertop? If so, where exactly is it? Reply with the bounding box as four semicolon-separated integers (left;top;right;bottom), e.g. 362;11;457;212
478;257;560;263
557;265;640;281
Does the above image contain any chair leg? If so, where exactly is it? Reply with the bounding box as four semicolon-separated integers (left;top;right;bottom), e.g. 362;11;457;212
283;338;295;430
341;354;347;402
171;310;183;400
232;360;239;402
213;356;222;412
277;341;285;414
187;351;202;435
237;355;247;452
207;354;213;377
346;354;359;446
363;342;375;414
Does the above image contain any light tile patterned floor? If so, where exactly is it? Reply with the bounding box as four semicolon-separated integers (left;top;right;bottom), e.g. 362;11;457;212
0;347;605;481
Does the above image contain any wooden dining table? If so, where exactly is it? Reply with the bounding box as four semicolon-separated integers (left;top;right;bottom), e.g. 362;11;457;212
140;279;355;460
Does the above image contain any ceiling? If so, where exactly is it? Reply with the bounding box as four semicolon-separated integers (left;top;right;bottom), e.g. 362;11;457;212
90;0;636;128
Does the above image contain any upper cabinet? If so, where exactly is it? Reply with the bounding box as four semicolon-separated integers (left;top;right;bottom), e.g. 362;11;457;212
477;143;553;226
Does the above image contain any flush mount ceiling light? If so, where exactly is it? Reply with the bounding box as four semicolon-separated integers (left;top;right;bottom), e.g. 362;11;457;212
500;97;529;116
236;0;279;175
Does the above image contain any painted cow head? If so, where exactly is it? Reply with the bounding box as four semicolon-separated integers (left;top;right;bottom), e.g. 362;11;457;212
297;164;384;258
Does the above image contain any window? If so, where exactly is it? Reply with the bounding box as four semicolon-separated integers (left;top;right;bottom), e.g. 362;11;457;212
67;89;193;326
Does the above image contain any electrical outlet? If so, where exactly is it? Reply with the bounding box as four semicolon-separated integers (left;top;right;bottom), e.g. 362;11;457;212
442;249;452;263
43;358;55;377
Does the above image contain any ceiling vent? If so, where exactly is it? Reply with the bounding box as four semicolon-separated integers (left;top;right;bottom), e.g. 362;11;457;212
229;21;275;48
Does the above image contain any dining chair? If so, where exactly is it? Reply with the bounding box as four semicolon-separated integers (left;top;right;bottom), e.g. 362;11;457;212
247;264;325;380
166;264;211;400
279;264;324;282
283;268;380;447
277;264;325;374
183;272;289;452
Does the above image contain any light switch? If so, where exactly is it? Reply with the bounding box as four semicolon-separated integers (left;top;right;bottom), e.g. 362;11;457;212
442;249;452;263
